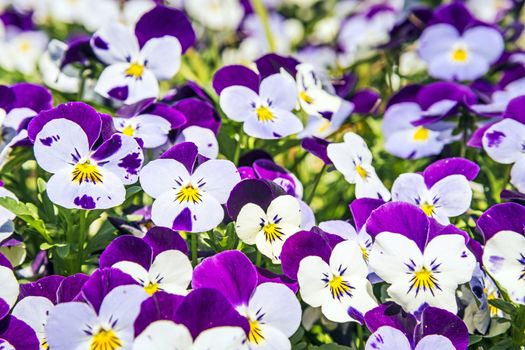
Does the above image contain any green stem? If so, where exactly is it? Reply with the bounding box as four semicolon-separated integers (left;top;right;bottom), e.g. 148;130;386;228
255;251;262;267
251;0;276;52
356;324;364;350
77;209;89;271
191;232;198;266
306;164;326;204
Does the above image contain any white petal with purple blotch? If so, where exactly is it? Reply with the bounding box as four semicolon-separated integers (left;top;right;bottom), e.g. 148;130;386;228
483;230;525;304
34;118;90;173
482;118;525;164
91;23;139;65
95;63;159;104
47;165;126;209
96;134;143;185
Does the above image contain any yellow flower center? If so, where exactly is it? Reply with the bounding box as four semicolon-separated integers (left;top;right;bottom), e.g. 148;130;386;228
121;124;135;136
19;40;31;54
125;62;145;79
452;48;468;63
300;91;314;104
41;338;49;350
176;184;202;204
318;120;331;133
91;329;122;350
413;127;430;141
144;282;159;296
420;202;434;216
360;245;369;262
328;275;352;300
72;160;103;184
411;267;438;295
256;106;274;122
248;319;264;344
355;165;368;179
263;223;284;243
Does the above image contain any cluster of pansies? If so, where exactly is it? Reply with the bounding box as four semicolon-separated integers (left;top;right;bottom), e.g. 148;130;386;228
0;0;524;349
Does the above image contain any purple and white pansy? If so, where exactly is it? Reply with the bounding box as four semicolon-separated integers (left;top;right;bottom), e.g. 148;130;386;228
297;240;377;323
327;132;390;200
382;82;475;159
192;250;301;350
478;203;525;304
100;227;192;296
217;65;303;139
29;102;144;210
417;3;504;81
364;304;470;350
368;202;476;314
91;6;195;104
46;284;148;350
140;142;240;232
391;158;480;224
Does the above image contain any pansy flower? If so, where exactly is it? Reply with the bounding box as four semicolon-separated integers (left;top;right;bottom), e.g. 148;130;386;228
134;288;249;349
100;227;191;296
478;203;525;304
417;3;504;81
481;97;525;193
0;316;40;349
364;304;469;350
297;240;377;323
140;142;240;232
391;158;479;224
237;156;315;229
228;180;302;264
368;202;476;313
46;285;148;350
91;6;195;104
13;274;89;349
0;253;20;320
28;102;144;210
113;100;186;149
192;250;302;349
327;132;390;200
382;83;475;159
216;65;303;139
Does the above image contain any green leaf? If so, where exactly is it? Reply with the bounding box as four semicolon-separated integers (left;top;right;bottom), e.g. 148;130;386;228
468;335;482;346
0;197;52;242
125;185;142;199
489;299;516;315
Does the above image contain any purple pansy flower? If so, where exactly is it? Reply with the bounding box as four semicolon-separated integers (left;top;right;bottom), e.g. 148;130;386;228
418;3;504;81
217;65;303;139
91;6;195;104
368;202;476;314
383;82;475;159
134;288;249;349
100;227;191;296
192;250;301;349
139;142;241;232
364;304;469;350
0;316;40;350
391;158;480;224
46;285;148;350
479;203;525;304
0;254;19;321
28;102;144;210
